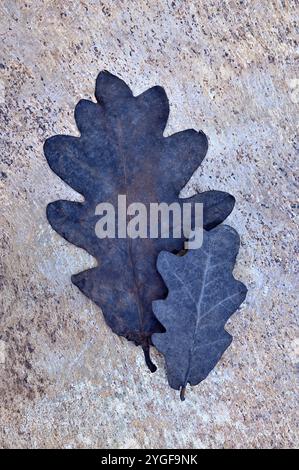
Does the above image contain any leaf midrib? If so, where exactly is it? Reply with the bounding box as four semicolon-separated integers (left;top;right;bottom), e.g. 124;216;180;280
113;117;145;340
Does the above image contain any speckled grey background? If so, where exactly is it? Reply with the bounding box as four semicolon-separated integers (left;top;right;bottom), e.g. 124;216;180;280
0;0;298;449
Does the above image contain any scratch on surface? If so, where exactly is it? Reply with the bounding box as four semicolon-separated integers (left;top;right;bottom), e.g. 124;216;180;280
67;338;94;374
0;340;6;364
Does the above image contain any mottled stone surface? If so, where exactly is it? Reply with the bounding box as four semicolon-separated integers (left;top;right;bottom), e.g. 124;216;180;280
0;0;298;449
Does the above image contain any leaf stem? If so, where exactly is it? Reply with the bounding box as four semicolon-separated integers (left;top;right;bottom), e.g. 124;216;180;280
142;345;157;373
180;386;186;401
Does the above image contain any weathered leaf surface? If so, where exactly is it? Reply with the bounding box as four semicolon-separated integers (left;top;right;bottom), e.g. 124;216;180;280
45;71;235;370
152;225;247;397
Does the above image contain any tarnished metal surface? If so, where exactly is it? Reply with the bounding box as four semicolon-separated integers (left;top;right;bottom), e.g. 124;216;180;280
0;0;297;449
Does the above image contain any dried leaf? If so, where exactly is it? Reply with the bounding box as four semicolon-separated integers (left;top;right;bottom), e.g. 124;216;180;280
45;71;235;370
152;225;247;397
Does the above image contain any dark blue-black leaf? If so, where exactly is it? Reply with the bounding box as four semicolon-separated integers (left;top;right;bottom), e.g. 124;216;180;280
152;225;247;397
44;71;235;370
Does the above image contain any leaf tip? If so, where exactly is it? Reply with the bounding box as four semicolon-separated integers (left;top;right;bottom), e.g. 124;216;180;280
95;70;132;104
197;129;209;153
